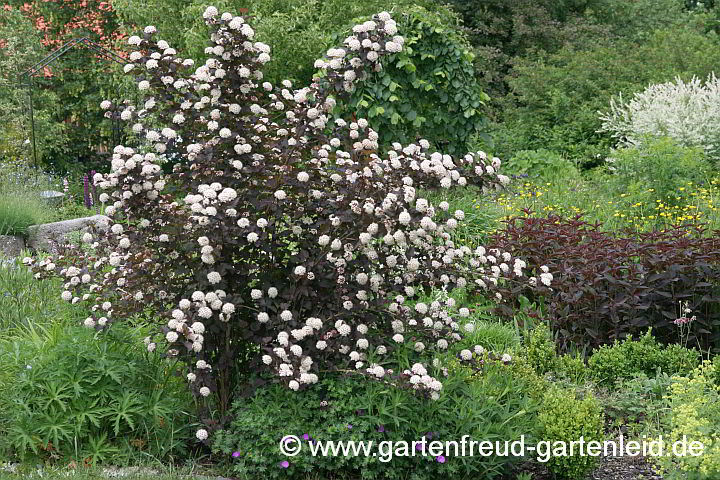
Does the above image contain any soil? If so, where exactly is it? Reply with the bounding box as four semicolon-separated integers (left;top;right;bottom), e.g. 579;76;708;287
514;452;665;480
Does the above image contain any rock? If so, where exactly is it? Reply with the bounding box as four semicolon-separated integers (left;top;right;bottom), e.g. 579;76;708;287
0;235;25;258
27;215;110;252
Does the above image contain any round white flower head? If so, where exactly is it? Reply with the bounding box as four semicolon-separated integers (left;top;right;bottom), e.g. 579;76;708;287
196;429;208;441
274;190;287;200
203;6;218;18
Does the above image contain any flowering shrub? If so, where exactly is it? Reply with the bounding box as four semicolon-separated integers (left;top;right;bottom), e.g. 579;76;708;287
24;7;545;441
491;214;720;352
599;74;720;157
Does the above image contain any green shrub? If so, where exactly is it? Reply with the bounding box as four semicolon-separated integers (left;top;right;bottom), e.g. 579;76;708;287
653;361;720;479
536;387;604;480
604;137;711;206
505;149;579;180
213;365;538;479
589;330;701;388
506;356;551;401
524;323;558;376
0;324;193;463
555;354;588;384
495;27;720;165
328;5;489;154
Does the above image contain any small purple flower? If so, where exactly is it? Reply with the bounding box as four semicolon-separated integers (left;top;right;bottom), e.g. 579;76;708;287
280;460;290;468
303;434;310;441
377;425;385;433
231;451;241;458
415;443;423;452
436;455;446;463
426;432;433;440
347;424;353;429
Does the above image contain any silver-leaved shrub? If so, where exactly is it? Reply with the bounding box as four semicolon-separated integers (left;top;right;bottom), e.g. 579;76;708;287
599;74;720;157
25;7;548;442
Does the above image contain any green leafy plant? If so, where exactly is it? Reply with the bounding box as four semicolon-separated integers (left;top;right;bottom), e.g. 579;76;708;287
523;323;558;376
0;324;193;463
588;330;700;388
604;137;711;206
536;386;604;480
213;364;539;479
603;371;673;438
505;149;579;180
494;26;720;165
653;361;720;479
329;5;490;154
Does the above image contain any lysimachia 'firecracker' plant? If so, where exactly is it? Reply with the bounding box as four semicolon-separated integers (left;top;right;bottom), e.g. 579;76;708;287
25;7;549;443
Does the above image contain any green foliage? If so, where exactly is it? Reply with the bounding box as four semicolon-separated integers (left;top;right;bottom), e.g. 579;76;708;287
0;160;58;234
653;361;720;479
505;356;551;400
555;354;588;384
0;323;193;463
214;367;538;479
587;0;692;37
495;27;720;165
603;372;673;437
328;5;489;154
536;387;604;480
0;8;66;166
589;330;701;388
0;193;50;235
0;259;85;332
505;149;579;180
446;0;604;98
3;0;131;173
524;323;558;376
605;138;711;206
